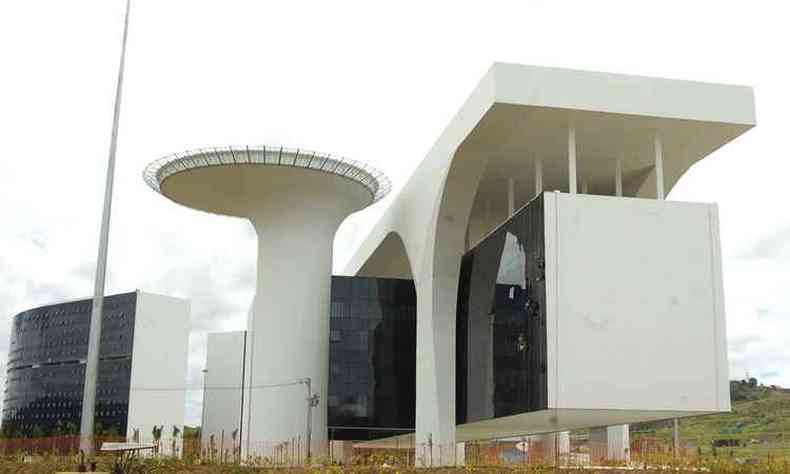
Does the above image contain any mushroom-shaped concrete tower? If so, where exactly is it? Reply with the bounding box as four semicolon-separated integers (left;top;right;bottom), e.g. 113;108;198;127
144;146;390;455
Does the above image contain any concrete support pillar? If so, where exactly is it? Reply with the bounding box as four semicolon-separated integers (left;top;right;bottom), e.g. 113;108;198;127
418;149;489;467
609;425;630;462
559;431;570;456
568;122;577;194
330;440;354;464
615;154;623;197
654;130;665;200
246;209;340;457
456;442;466;466
415;279;457;466
590;425;630;464
534;155;543;197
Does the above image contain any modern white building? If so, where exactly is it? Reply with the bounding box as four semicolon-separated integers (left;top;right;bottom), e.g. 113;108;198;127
148;63;754;466
343;63;753;464
2;291;190;451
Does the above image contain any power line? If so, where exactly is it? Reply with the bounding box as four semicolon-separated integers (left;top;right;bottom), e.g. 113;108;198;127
128;381;305;392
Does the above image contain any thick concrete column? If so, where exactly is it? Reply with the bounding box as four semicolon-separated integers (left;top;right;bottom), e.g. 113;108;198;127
415;277;457;466
244;179;360;456
455;442;466;466
615;154;623;197
248;220;333;454
417;151;489;467
590;425;630;464
330;440;354;464
610;425;630;462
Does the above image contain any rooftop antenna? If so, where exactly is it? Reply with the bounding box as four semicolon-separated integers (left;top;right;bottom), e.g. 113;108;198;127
80;0;132;456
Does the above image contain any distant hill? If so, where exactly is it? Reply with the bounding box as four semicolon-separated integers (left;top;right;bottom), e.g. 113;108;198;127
632;379;790;444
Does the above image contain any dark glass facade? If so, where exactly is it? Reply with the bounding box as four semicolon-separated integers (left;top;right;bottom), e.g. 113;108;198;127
456;195;548;425
2;292;137;437
328;276;416;440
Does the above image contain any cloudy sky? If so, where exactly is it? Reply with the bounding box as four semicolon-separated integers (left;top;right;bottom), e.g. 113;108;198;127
1;1;788;426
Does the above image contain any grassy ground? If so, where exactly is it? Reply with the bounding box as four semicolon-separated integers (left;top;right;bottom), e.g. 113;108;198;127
2;455;790;474
631;385;790;460
4;384;789;472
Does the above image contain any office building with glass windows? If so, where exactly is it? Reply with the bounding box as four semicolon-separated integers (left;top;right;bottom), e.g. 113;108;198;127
1;291;189;445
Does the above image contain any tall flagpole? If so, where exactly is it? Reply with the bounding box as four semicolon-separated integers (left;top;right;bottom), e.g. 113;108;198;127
80;0;132;456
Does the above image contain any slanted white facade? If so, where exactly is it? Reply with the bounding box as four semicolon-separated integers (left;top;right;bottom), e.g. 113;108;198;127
343;63;754;465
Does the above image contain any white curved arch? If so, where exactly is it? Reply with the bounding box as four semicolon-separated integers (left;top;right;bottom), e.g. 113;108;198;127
355;231;416;280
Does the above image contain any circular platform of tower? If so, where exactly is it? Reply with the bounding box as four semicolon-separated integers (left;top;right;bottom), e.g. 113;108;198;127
144;146;389;216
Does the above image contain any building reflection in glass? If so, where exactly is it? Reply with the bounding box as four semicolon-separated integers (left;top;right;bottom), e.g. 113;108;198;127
457;195;548;425
328;276;416;441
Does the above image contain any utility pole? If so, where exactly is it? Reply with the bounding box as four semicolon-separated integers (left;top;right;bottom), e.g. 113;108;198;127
200;369;208;445
303;377;319;461
80;0;132;456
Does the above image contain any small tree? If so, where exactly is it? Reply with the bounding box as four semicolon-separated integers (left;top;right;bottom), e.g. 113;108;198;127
31;424;44;439
31;425;44;453
209;434;217;463
171;425;181;457
106;424;120;437
231;429;239;463
152;425;163;455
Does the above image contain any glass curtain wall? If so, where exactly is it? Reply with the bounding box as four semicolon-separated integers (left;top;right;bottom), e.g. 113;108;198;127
328;276;416;440
457;195;548;425
2;292;137;437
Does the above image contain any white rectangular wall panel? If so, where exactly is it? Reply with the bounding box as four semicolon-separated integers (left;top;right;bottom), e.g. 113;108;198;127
203;331;246;450
544;193;729;413
126;291;190;450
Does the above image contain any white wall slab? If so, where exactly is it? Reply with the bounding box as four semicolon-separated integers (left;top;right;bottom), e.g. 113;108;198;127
544;193;729;413
203;331;246;451
126;291;190;452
